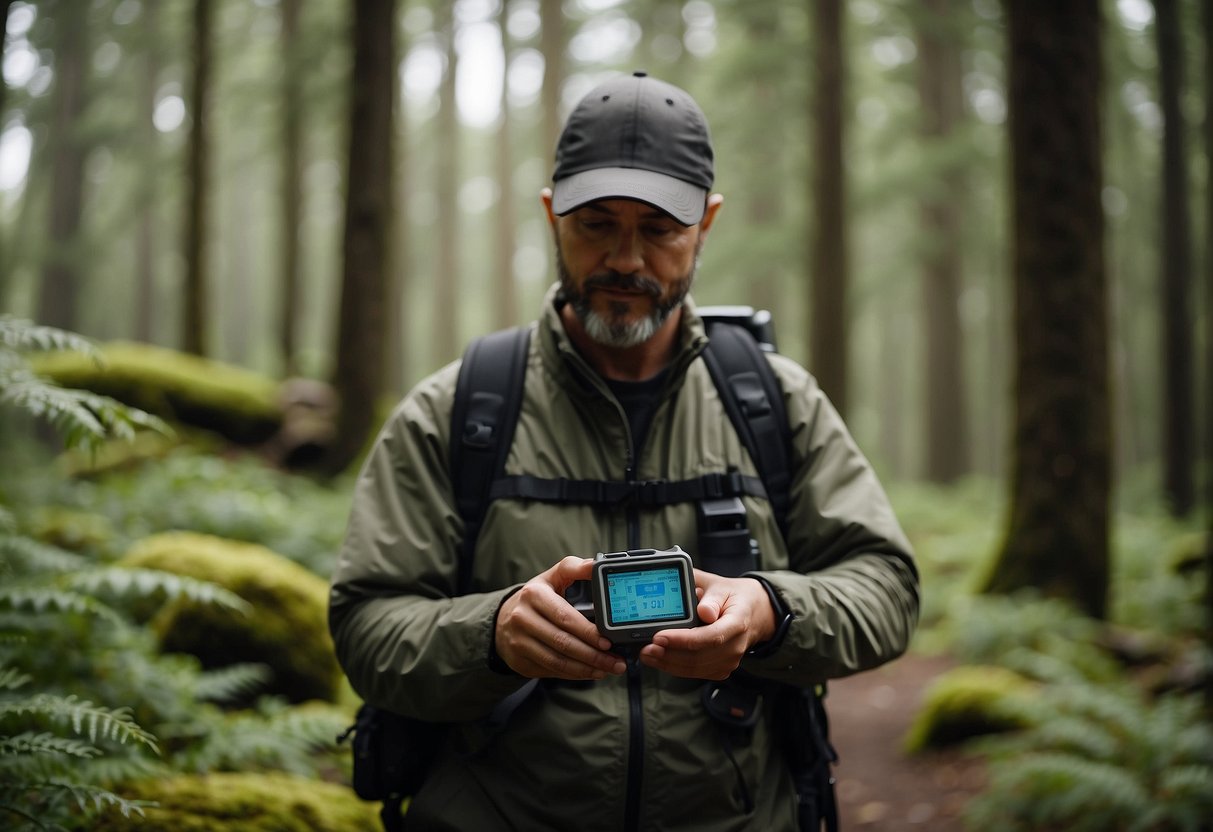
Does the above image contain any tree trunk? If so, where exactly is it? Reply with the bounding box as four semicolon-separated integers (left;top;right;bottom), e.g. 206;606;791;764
494;0;518;331
323;0;395;476
1155;0;1195;517
384;24;410;395
36;5;88;332
181;0;214;356
916;0;969;483
1202;0;1213;711
539;0;565;169
135;0;161;344
985;0;1110;620
809;0;848;417
279;0;304;376
433;0;460;365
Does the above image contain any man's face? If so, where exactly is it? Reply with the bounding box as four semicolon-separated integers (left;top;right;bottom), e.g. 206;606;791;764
550;198;712;349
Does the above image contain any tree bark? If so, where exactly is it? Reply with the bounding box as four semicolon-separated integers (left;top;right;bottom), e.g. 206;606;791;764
1201;0;1213;711
135;0;161;344
539;0;565;169
323;0;395;476
181;0;214;356
985;0;1110;619
494;0;518;330
433;0;460;365
384;21;410;395
279;0;304;376
36;5;88;332
1155;0;1195;516
915;0;969;483
809;0;849;417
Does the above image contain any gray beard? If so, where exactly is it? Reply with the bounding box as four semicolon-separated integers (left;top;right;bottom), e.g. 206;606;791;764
555;249;694;349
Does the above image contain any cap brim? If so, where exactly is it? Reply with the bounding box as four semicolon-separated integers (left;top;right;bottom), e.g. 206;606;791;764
552;167;707;226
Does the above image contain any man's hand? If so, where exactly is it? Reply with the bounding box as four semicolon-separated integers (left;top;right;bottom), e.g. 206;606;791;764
495;556;627;681
637;571;777;680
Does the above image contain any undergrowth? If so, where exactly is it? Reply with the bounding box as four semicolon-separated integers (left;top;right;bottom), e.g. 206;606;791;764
889;477;1211;832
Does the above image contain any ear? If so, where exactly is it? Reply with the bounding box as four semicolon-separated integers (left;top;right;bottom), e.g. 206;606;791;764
698;193;723;237
540;188;557;228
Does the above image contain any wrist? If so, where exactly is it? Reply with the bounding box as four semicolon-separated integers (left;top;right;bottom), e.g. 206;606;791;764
742;574;793;658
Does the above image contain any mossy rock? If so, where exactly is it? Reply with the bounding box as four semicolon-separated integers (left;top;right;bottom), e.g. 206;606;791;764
86;772;380;831
27;506;116;553
31;340;283;445
902;665;1037;753
119;532;341;703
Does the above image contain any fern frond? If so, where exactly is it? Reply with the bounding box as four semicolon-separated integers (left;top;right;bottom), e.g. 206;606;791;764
0;731;101;759
0;587;123;625
0;535;86;576
0;695;159;754
969;751;1151;832
65;567;251;616
194;663;271;704
26;777;150;818
0;377;172;452
0;666;32;691
0;317;102;359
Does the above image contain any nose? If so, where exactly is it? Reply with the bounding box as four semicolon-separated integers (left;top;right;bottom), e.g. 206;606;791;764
603;226;644;275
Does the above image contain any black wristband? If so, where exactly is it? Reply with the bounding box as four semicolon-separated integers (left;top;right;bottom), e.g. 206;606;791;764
743;574;793;658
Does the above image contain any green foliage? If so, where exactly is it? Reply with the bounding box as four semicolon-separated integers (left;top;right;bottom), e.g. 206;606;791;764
29;341;283;446
0;317;172;456
27;449;351;575
0;514;354;831
118;532;343;704
902;665;1037;752
87;771;380;832
947;592;1123;684
964;686;1213;832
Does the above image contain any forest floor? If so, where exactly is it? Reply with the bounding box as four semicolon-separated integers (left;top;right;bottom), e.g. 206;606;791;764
827;652;986;831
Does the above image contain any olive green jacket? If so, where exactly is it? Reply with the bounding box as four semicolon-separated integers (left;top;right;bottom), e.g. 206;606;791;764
329;286;919;832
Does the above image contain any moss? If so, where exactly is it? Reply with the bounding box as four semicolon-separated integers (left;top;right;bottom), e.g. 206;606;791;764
902;665;1038;753
86;772;380;831
31;341;283;444
26;506;116;553
119;532;341;703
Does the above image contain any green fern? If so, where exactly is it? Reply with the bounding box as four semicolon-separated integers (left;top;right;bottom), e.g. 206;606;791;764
193;663;272;705
0;533;88;575
0;731;102;759
0;666;32;691
0;587;125;625
0;695;159;753
965;684;1213;832
65;567;251;617
0;316;102;358
180;701;350;776
0;317;171;455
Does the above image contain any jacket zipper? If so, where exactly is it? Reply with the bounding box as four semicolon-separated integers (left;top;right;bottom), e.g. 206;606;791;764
623;458;644;832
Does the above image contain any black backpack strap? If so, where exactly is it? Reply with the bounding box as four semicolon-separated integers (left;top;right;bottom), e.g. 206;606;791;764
700;320;793;538
488;470;767;506
449;326;531;594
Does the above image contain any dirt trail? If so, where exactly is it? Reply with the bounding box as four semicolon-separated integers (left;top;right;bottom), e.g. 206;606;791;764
826;653;986;831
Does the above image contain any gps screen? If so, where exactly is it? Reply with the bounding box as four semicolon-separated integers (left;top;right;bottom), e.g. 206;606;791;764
605;566;688;625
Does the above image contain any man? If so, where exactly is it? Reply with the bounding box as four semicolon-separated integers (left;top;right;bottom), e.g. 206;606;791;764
329;71;919;831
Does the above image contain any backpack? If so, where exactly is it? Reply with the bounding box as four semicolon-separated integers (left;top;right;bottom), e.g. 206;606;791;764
340;308;837;832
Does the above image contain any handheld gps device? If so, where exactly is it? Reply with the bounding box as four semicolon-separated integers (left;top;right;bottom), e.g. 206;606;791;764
590;546;698;647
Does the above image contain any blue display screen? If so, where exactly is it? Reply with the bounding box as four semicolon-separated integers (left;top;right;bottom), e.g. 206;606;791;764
606;566;687;625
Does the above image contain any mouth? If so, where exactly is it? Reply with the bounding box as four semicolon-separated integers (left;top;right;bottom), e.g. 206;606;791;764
585;275;661;300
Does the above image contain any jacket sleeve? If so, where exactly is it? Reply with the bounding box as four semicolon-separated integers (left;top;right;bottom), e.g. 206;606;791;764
741;354;920;687
327;365;529;722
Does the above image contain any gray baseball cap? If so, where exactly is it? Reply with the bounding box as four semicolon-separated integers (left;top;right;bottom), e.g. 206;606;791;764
552;71;715;226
